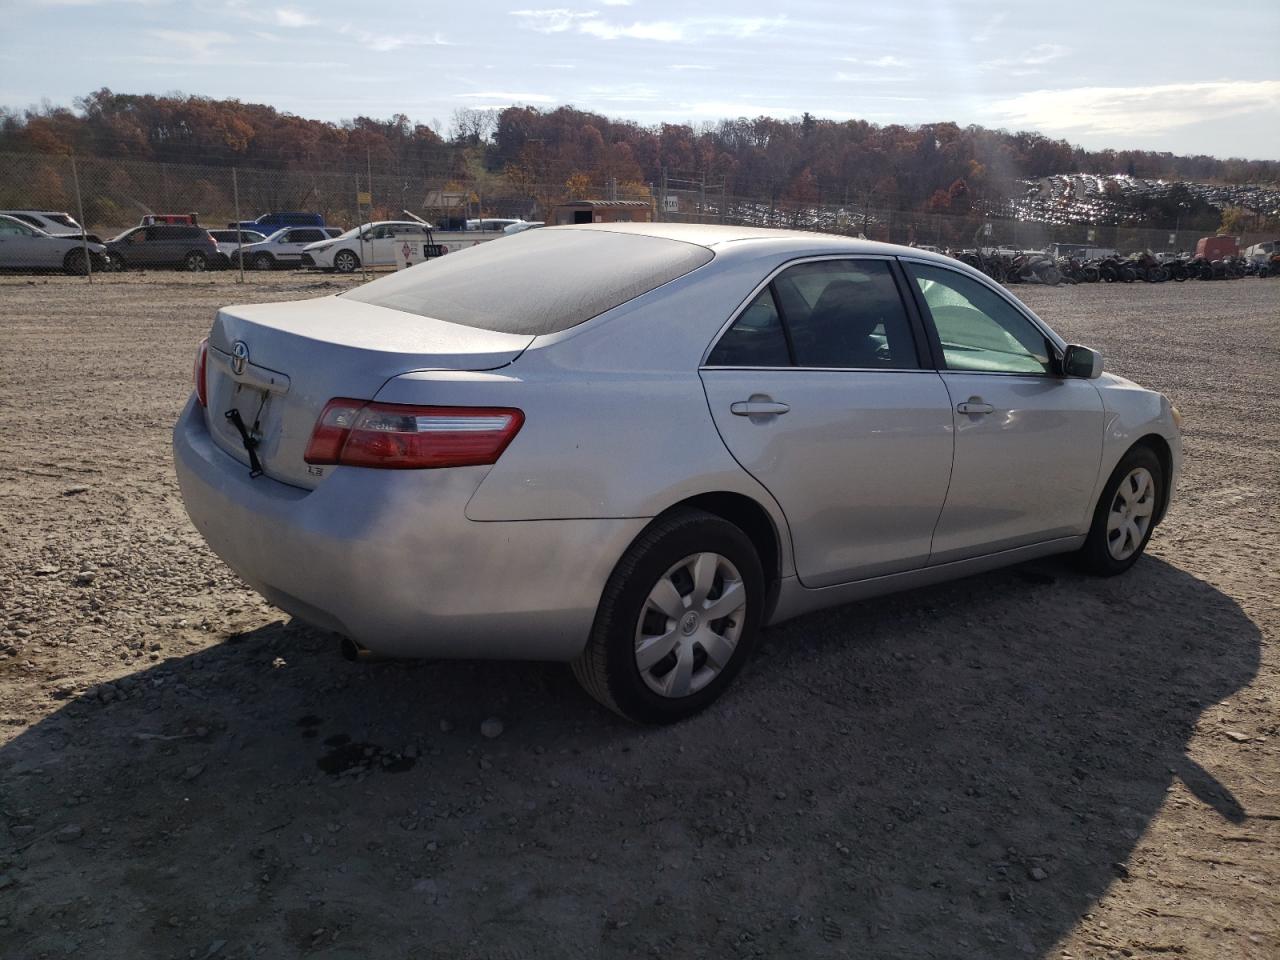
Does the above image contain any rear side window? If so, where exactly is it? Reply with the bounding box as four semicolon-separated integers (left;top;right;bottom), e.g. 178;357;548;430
706;288;790;367
706;259;919;370
774;260;918;369
343;229;714;335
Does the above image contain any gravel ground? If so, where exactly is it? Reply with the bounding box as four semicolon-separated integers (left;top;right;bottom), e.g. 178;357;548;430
1;272;1276;960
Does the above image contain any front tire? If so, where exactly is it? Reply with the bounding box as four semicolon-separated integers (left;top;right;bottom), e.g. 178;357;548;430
252;252;274;271
62;249;89;276
572;509;765;724
333;249;359;274
1076;445;1163;576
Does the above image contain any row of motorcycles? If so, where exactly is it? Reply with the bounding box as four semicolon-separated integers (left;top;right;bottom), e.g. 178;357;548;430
959;250;1274;286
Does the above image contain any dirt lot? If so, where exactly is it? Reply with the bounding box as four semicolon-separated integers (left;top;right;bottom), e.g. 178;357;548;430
1;271;1276;960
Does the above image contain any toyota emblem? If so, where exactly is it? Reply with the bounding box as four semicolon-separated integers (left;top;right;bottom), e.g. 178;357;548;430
231;340;248;376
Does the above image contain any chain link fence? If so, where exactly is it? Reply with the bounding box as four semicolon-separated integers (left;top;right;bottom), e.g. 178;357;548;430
0;150;1269;282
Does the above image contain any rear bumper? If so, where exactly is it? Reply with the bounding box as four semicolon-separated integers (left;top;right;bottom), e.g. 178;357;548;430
173;398;646;660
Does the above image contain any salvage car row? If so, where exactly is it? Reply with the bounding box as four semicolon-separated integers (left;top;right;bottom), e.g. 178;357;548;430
0;208;529;274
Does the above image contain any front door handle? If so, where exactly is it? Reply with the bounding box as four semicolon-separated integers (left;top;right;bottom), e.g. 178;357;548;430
956;397;995;415
731;400;790;417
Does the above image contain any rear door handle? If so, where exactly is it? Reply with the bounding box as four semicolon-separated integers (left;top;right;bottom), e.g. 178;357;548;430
956;398;994;415
731;400;790;417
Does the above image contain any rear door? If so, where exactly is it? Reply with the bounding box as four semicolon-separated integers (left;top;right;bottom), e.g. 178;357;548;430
700;257;954;587
275;229;325;263
902;260;1104;563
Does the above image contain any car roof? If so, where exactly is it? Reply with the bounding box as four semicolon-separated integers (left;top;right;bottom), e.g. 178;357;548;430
547;221;954;264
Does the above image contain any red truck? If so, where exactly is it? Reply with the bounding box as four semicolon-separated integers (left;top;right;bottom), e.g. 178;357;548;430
1195;235;1239;260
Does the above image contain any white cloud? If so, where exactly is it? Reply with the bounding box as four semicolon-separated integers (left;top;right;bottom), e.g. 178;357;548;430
600;0;631;5
510;10;785;43
970;12;1005;43
579;19;683;41
981;43;1069;74
274;8;315;28
987;79;1280;138
842;55;908;69
457;91;558;103
669;64;713;71
339;26;451;51
145;29;231;61
510;9;597;33
584;83;659;102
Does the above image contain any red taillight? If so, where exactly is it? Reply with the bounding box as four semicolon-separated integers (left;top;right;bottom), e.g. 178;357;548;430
304;399;524;469
193;338;208;407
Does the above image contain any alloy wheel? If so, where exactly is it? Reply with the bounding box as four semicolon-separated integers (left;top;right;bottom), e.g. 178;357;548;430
633;552;746;698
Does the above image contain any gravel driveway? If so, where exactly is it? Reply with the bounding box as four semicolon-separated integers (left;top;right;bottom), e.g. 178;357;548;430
1;273;1276;959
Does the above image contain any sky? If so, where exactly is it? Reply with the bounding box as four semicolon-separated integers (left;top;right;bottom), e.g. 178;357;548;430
2;0;1278;160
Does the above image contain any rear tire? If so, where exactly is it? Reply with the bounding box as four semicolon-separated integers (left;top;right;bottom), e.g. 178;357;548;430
183;251;208;272
333;249;359;274
572;509;765;724
1075;445;1163;577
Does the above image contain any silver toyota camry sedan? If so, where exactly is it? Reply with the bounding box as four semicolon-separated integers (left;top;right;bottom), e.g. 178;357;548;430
175;224;1182;723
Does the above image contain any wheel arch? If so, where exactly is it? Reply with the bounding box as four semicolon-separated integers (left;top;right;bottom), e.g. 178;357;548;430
652;491;784;620
1132;432;1174;524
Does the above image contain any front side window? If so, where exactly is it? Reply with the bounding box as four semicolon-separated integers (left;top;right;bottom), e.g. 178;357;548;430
0;218;33;236
908;263;1052;374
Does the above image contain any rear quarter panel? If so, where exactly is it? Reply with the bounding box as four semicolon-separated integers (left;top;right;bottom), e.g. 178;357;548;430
371;246;800;575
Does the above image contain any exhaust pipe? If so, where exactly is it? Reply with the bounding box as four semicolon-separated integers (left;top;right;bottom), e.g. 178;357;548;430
340;637;385;663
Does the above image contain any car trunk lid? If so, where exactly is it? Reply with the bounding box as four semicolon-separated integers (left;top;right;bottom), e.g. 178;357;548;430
203;296;533;489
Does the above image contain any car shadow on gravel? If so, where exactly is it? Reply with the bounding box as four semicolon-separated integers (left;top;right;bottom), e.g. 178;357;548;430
0;555;1261;959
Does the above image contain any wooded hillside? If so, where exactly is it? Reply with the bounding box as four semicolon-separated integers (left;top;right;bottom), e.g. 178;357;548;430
3;90;1276;220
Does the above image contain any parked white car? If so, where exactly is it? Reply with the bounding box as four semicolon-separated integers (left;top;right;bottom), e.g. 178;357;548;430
304;221;440;273
0;214;106;274
234;226;339;271
0;209;96;241
208;228;267;265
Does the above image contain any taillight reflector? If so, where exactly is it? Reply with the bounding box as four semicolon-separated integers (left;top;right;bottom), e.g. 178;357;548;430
193;338;208;407
304;399;524;469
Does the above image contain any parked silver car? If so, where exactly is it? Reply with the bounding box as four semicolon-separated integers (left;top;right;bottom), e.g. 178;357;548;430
0;214;106;274
175;224;1182;723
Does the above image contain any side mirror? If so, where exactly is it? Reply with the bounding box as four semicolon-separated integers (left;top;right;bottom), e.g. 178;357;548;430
1063;344;1103;379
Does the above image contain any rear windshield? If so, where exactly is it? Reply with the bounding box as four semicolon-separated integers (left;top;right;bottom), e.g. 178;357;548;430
342;228;714;335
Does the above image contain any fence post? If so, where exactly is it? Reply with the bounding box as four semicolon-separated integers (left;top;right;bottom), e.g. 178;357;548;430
69;156;92;284
355;175;368;282
232;167;245;284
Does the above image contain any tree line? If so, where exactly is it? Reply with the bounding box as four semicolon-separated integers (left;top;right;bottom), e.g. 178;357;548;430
2;90;1276;225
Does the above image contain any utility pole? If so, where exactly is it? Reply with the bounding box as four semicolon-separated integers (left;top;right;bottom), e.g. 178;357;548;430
232;168;245;284
659;168;668;222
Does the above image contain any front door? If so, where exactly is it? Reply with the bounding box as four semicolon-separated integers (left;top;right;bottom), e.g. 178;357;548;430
903;260;1104;563
700;258;955;587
